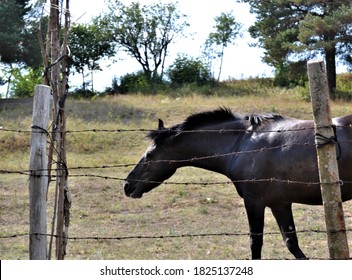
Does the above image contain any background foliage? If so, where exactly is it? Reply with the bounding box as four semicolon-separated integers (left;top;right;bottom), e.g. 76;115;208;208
0;0;351;98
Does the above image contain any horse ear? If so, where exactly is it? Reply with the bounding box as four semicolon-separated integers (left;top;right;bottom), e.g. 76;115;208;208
158;119;165;130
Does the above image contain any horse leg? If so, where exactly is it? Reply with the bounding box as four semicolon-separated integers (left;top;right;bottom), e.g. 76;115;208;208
244;198;265;259
270;204;307;259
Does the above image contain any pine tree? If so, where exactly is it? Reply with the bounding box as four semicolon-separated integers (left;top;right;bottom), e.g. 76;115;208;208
0;0;31;64
240;0;352;96
0;0;44;97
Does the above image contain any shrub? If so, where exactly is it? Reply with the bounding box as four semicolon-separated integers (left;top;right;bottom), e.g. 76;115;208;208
11;67;43;97
336;73;352;92
104;76;120;95
335;73;352;100
70;87;96;99
119;71;151;94
274;61;308;88
167;55;213;87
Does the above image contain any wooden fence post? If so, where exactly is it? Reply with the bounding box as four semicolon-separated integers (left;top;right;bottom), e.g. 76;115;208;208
307;60;350;259
29;85;51;260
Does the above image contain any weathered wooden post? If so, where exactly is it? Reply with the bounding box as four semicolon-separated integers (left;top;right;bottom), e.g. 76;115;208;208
307;60;350;259
46;0;71;260
29;84;51;260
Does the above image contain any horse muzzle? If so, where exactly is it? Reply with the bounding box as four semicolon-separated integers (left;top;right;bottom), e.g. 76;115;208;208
123;181;143;199
123;181;132;197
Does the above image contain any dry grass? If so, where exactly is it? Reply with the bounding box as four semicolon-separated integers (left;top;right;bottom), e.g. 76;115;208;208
0;90;352;260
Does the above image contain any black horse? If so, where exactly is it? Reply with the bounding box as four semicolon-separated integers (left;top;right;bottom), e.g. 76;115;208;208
124;108;352;259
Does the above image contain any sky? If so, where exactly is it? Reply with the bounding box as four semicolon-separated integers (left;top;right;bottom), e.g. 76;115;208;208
63;0;275;91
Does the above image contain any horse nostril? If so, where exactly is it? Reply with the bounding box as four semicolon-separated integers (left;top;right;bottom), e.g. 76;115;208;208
124;181;131;196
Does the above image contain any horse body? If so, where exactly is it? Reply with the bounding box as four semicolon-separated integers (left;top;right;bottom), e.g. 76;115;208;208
124;108;352;259
234;118;320;204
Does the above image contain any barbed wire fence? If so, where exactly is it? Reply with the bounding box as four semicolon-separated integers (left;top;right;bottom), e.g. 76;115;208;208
2;125;352;183
1;125;352;259
1;58;352;258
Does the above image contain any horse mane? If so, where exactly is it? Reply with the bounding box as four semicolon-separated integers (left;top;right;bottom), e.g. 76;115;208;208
180;107;240;131
246;113;284;126
148;108;284;144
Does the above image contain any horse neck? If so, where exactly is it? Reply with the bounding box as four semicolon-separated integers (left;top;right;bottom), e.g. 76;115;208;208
174;128;243;176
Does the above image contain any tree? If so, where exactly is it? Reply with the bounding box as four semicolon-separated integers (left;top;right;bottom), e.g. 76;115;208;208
0;0;29;97
69;20;115;92
205;12;242;81
167;54;212;87
240;0;352;96
0;0;43;67
0;0;43;97
297;2;352;94
0;0;29;65
102;0;189;84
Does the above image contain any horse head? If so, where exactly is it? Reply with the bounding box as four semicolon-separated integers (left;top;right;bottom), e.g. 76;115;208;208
124;119;178;198
124;108;249;198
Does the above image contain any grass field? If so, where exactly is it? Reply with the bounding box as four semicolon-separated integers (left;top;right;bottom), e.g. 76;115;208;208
1;88;352;260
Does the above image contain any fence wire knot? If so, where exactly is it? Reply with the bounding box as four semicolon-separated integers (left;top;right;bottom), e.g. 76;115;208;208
315;125;341;160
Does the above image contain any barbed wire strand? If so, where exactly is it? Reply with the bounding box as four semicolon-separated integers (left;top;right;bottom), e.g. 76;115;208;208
2;168;351;187
1;124;352;134
1;137;351;185
0;229;339;240
2;228;352;241
0;231;339;260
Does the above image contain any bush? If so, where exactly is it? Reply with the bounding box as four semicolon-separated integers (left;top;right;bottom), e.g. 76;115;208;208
70;88;96;99
11;67;43;97
274;61;308;88
107;71;167;94
119;71;151;94
336;73;352;92
167;55;213;87
335;73;352;100
104;76;120;95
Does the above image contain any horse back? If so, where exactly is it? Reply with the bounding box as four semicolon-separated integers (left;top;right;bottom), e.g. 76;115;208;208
333;114;352;127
